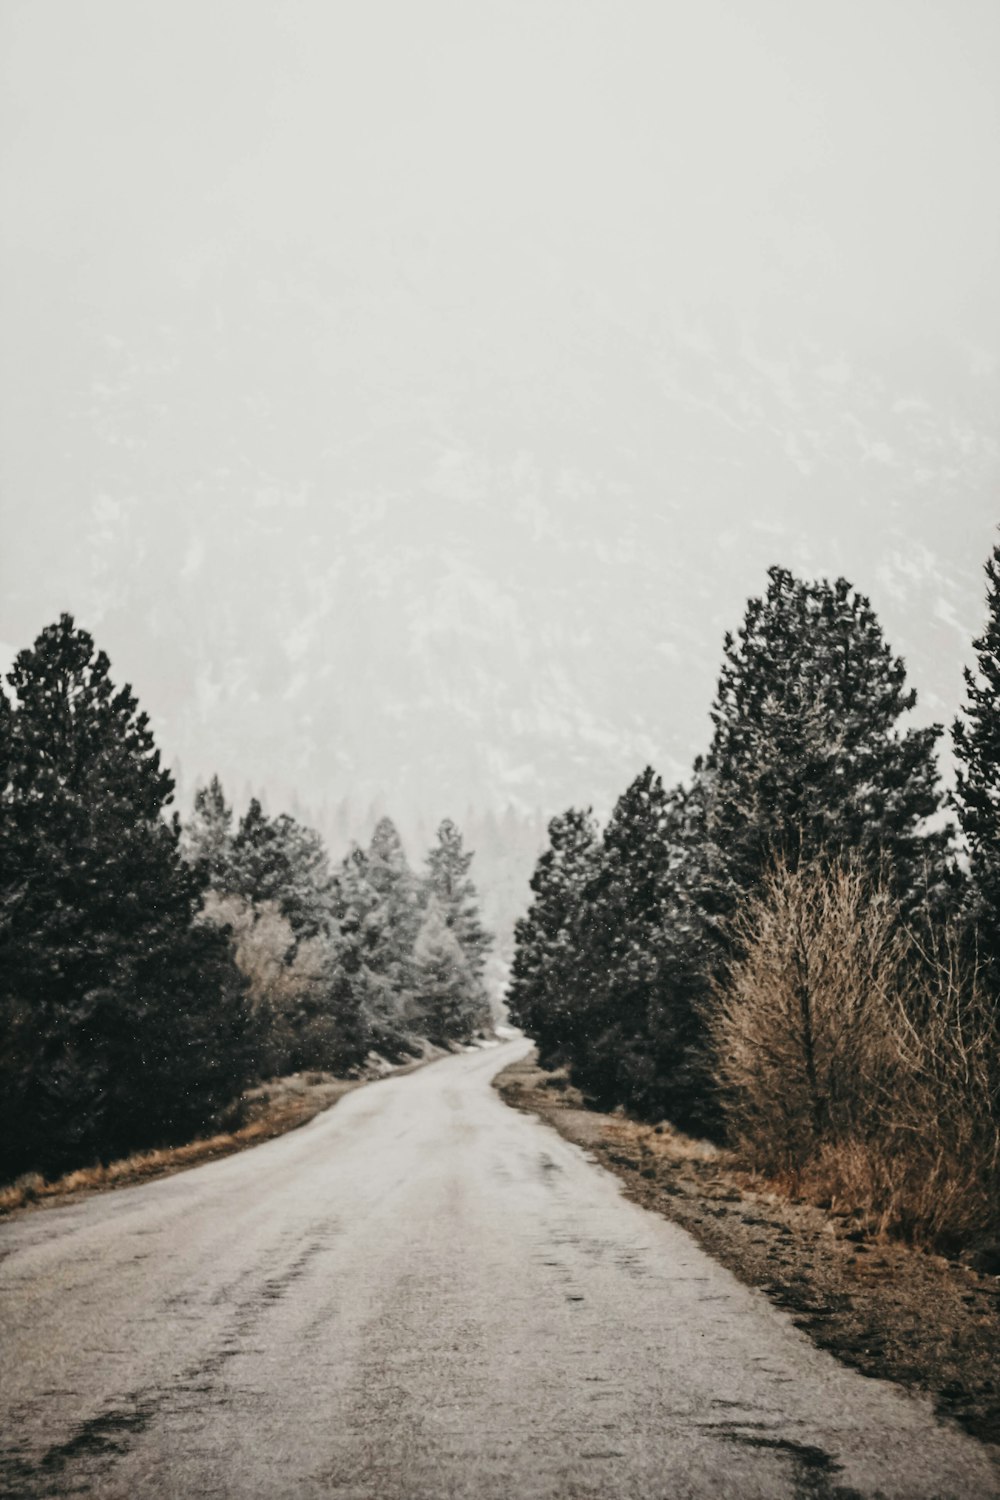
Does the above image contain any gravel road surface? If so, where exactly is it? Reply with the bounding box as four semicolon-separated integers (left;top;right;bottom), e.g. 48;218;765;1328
1;1038;997;1499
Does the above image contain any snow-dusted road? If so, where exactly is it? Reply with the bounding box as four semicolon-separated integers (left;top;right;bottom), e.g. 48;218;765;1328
1;1038;996;1499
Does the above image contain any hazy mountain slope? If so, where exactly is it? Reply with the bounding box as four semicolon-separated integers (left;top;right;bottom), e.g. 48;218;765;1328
2;256;997;829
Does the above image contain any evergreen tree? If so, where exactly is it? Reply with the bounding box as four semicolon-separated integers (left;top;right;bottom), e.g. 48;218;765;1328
568;769;705;1116
364;817;422;984
528;771;716;1127
0;615;250;1179
702;568;948;918
643;773;725;1129
323;961;372;1071
225;800;332;937
506;807;599;1066
564;771;663;1098
425;818;492;987
182;774;234;884
953;539;1000;969
412;899;480;1044
330;843;416;1060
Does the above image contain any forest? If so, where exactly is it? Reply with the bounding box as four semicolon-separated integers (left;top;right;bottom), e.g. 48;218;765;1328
4;543;1000;1254
508;546;1000;1253
0;616;492;1184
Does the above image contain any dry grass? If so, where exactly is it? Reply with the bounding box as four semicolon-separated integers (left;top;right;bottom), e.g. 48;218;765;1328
759;1130;1000;1252
607;1114;725;1169
0;1071;359;1217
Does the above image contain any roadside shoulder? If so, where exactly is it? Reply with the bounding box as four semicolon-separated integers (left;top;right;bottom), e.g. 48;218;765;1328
495;1049;1000;1449
0;1042;455;1220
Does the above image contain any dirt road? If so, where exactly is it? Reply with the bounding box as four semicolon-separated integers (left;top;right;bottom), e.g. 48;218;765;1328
1;1038;996;1499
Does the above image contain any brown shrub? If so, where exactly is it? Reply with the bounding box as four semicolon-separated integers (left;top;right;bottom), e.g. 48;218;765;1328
711;859;1000;1248
710;860;903;1170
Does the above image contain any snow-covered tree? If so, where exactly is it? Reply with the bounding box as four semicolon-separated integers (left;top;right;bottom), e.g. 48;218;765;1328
224;800;333;938
329;842;417;1061
412;900;482;1044
365;816;422;978
182;774;233;884
424;817;492;992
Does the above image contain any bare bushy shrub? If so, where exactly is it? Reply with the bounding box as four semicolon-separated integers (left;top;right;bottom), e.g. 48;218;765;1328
710;860;903;1171
711;859;1000;1248
878;929;1000;1245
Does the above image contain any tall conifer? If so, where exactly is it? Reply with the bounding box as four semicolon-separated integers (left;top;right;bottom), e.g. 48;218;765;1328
703;568;947;916
183;774;233;884
0;616;250;1177
954;540;1000;968
507;808;599;1065
412;899;481;1043
425;818;492;984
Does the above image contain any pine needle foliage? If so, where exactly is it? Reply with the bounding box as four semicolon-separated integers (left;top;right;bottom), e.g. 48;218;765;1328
702;567;948;917
0;616;251;1179
506;808;600;1066
954;539;1000;972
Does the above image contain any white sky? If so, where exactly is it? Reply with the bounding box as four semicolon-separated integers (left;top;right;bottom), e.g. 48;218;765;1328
3;1;999;346
1;1;999;817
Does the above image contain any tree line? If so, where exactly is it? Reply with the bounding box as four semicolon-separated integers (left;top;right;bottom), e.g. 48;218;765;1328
0;616;492;1182
508;551;1000;1248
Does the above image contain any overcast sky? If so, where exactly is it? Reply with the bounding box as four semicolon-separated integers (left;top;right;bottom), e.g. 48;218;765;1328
2;1;998;823
3;1;999;347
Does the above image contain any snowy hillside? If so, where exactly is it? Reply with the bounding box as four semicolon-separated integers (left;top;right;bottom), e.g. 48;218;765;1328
4;279;995;827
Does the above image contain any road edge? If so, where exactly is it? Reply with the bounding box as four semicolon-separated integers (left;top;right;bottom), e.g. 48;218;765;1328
0;1043;459;1221
494;1047;1000;1452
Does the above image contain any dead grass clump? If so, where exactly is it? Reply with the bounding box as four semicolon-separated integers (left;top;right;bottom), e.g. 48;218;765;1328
616;1116;723;1168
0;1172;44;1212
789;1134;997;1249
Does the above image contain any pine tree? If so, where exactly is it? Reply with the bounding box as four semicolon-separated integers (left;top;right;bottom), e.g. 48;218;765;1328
225;800;332;937
365;817;422;983
330;843;415;1061
0;615;251;1179
425;818;492;988
534;771;717;1126
182;774;234;884
568;769;697;1115
703;568;948;918
323;961;372;1071
507;807;599;1066
412;900;480;1044
954;540;1000;969
642;772;727;1129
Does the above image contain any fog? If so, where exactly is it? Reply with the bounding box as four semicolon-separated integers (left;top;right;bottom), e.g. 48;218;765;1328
2;0;998;829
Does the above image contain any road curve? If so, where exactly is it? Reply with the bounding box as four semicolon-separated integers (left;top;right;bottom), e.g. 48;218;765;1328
1;1038;996;1500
